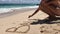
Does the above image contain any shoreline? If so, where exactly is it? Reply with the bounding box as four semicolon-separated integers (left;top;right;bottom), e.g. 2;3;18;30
0;6;38;13
0;8;37;18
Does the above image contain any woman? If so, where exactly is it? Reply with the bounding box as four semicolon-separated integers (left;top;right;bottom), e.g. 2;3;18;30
28;0;60;20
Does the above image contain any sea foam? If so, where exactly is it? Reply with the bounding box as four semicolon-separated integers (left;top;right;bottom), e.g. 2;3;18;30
0;6;38;13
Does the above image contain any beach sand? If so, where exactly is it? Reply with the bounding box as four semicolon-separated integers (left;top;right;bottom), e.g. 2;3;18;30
0;8;60;34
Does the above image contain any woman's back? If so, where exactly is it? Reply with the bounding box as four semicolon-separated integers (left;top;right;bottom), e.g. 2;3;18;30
40;0;60;16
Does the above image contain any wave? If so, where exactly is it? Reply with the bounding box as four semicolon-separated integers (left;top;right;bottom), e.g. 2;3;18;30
0;6;38;13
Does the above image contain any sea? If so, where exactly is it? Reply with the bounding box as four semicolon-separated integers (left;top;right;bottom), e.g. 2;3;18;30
0;4;38;13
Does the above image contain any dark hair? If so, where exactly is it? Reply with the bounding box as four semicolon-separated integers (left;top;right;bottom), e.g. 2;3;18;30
46;0;53;3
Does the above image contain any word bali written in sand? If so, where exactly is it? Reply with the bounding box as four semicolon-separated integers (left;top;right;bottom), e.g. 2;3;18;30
6;23;30;33
6;19;37;33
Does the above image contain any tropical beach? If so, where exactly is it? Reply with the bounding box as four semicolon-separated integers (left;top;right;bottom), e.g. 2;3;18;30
0;0;60;34
0;7;60;34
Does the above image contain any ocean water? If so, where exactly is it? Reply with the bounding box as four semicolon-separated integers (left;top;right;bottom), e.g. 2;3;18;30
0;4;38;13
0;4;38;8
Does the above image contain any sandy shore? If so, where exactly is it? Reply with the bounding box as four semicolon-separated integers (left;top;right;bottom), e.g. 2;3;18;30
0;8;60;34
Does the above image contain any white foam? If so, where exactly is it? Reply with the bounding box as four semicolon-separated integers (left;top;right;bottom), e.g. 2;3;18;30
0;6;38;13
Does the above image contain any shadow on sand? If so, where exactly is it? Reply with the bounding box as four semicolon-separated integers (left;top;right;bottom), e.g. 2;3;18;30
30;17;60;25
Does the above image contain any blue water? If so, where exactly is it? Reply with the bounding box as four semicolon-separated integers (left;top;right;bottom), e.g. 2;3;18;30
0;4;38;13
0;4;38;8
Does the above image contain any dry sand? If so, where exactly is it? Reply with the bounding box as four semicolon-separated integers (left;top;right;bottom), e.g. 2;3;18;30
0;8;60;34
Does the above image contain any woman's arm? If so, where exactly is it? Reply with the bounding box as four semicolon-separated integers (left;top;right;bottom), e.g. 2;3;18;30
28;8;40;18
28;0;42;18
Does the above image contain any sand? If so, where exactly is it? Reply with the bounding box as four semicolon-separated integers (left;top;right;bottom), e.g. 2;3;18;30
0;8;60;34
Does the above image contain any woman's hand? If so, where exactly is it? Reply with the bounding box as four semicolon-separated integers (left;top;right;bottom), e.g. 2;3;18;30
28;15;33;18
